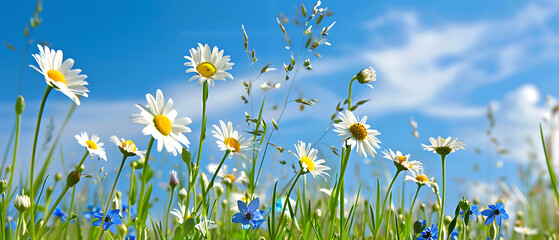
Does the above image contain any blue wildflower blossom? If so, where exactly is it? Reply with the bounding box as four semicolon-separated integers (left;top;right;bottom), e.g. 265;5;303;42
450;230;458;240
481;202;509;225
92;209;123;233
84;204;102;222
460;205;481;221
417;224;438;240
232;198;265;229
53;208;68;223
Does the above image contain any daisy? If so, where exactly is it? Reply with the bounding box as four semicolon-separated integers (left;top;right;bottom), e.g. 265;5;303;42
195;218;218;237
130;89;192;156
289;141;330;179
184;43;234;87
382;149;422;172
513;226;537;236
422;136;465;156
333;110;381;157
207;163;248;185
29;45;89;105
404;170;438;193
110;136;145;157
212;120;252;158
75;132;107;161
170;202;190;224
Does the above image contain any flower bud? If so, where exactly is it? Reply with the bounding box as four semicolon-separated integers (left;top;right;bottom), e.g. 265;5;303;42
66;170;81;187
444;215;453;225
432;202;440;212
169;170;178;189
315;209;322;218
419;203;426;212
413;220;426;234
0;179;7;195
112;196;122;210
356;67;376;84
134;158;145;169
15;95;25;116
118;223;127;236
14;194;31;212
46;185;54;198
488;222;497;240
516;210;523;220
179;188;187;201
214;183;224;196
200;172;208;190
54;172;63;182
459;198;471;213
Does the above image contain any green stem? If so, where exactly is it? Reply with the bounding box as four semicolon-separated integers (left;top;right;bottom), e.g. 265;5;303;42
29;86;52;239
16;212;23;240
278;171;302;222
375;169;402;238
339;145;351;239
97;154;128;240
6;112;21;198
205;151;231;194
38;185;70;236
347;77;356;110
139;137;155;201
55;186;77;240
165;187;175;238
192;82;209;199
540;124;559;209
437;155;447;240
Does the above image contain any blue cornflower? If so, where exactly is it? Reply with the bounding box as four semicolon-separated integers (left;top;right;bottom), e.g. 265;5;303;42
460;205;481;221
84;204;102;222
417;224;438;240
481;202;509;225
91;209;123;233
53;208;68;223
232;198;265;230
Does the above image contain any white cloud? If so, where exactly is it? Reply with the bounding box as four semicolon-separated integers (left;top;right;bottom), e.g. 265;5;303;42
462;84;557;164
356;1;559;118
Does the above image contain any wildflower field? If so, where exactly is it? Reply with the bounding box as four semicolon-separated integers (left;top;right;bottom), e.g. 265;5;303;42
1;0;559;239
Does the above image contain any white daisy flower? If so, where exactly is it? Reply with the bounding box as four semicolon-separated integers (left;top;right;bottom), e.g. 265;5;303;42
75;132;107;161
110;136;146;157
356;66;376;89
29;45;89;105
513;226;537;235
184;43;234;87
195;218;218;237
289;141;330;180
333;110;381;158
170;202;190;224
404;170;438;193
130;89;192;156
382;149;422;172
422;136;465;156
207;163;248;185
211;120;252;158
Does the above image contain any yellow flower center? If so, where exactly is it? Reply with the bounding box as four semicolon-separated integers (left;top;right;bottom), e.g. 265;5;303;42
300;156;315;171
47;69;66;85
224;174;235;183
196;62;217;78
349;123;368;140
224;137;241;152
122;140;137;152
153;115;172;136
85;140;98;150
397;156;407;164
415;174;429;182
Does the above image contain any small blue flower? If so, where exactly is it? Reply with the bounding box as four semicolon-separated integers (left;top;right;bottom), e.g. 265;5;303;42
481;202;509;226
84;205;102;222
417;224;438;240
91;209;123;233
460;205;481;221
275;198;283;213
53;208;68;223
450;230;458;240
232;198;265;230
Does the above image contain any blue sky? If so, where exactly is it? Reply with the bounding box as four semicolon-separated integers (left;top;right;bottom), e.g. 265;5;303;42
1;0;559;215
